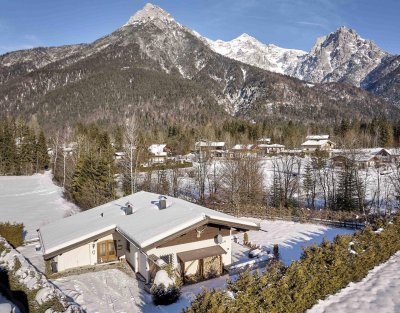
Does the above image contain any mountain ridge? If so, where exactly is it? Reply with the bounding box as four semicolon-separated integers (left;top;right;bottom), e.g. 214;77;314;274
0;3;398;131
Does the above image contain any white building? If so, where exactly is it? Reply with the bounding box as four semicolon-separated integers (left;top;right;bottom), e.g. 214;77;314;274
148;144;170;164
37;191;259;284
301;135;335;152
257;143;286;155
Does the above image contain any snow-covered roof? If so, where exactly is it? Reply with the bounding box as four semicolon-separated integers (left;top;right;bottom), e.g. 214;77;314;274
232;144;255;150
301;139;333;147
195;141;225;148
148;144;167;156
38;191;259;258
257;144;285;148
305;135;330;140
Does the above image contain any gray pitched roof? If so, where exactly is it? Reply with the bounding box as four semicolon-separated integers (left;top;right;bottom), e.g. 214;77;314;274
38;191;259;258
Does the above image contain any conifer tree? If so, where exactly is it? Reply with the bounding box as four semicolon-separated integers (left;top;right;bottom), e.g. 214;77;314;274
36;130;49;171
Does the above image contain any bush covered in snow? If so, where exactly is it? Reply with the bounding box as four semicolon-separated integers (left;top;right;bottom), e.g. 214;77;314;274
150;269;181;305
150;283;181;305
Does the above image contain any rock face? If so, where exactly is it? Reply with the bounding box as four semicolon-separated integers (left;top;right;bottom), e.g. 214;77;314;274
362;55;400;106
206;33;306;75
290;27;389;86
0;3;398;131
207;27;390;88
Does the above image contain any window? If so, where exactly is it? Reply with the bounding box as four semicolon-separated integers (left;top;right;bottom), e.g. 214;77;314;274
160;254;173;266
99;242;106;257
108;241;115;255
126;240;130;252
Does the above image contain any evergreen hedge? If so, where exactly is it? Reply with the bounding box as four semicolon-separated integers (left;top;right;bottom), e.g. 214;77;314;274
185;216;400;313
0;222;24;248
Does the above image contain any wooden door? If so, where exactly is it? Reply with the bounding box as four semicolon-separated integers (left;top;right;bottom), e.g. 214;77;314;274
97;240;117;263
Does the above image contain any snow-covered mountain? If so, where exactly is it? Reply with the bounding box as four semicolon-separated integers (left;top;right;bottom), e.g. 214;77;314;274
205;27;390;88
0;3;398;130
291;26;390;86
206;33;306;74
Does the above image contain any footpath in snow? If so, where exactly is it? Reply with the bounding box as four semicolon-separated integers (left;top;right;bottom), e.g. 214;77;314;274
0;172;79;240
308;251;400;313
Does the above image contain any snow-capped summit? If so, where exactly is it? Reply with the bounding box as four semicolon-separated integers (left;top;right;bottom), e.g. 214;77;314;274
290;26;389;86
206;33;307;74
124;3;175;27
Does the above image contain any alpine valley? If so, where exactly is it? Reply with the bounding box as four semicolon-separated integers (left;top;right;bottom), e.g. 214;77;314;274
0;3;399;131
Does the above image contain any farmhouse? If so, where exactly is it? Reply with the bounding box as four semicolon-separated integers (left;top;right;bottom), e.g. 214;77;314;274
148;144;170;164
301;135;335;152
37;191;259;284
231;144;258;158
257;143;286;156
195;140;227;158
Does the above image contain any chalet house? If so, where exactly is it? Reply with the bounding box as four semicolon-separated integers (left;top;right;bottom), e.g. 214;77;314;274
301;135;335;152
257;143;285;156
195;140;227;158
231;144;258;158
148;144;171;164
331;148;394;169
330;154;378;168
37;191;259;284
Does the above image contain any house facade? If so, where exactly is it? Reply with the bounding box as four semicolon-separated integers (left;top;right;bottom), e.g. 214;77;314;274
38;192;259;283
301;135;335;152
148;144;170;164
231;144;258;158
195;140;227;158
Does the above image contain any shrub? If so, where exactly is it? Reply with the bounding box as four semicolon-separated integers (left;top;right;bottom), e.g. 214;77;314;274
243;232;249;245
150;283;181;305
0;222;24;248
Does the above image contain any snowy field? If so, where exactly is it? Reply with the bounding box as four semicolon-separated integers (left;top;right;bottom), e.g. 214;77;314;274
308;251;400;313
0;172;79;240
239;219;354;265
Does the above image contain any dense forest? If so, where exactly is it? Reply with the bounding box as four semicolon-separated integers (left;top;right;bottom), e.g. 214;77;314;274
0;118;49;175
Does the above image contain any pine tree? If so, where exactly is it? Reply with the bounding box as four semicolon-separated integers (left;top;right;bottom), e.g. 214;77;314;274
36;130;49;171
303;163;316;209
0;120;17;175
18;125;37;175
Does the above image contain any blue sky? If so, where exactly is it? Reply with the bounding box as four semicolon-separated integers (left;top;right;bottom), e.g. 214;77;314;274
1;0;399;55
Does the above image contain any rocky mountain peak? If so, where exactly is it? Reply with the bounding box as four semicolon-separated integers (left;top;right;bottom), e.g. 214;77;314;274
292;26;389;86
123;3;175;27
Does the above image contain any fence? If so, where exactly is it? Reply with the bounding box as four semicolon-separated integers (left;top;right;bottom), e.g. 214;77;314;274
214;208;365;230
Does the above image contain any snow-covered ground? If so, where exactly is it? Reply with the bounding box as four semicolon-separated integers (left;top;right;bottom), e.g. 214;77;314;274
175;157;398;211
308;251;400;313
0;172;79;241
17;243;45;272
51;268;228;313
239;219;354;265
